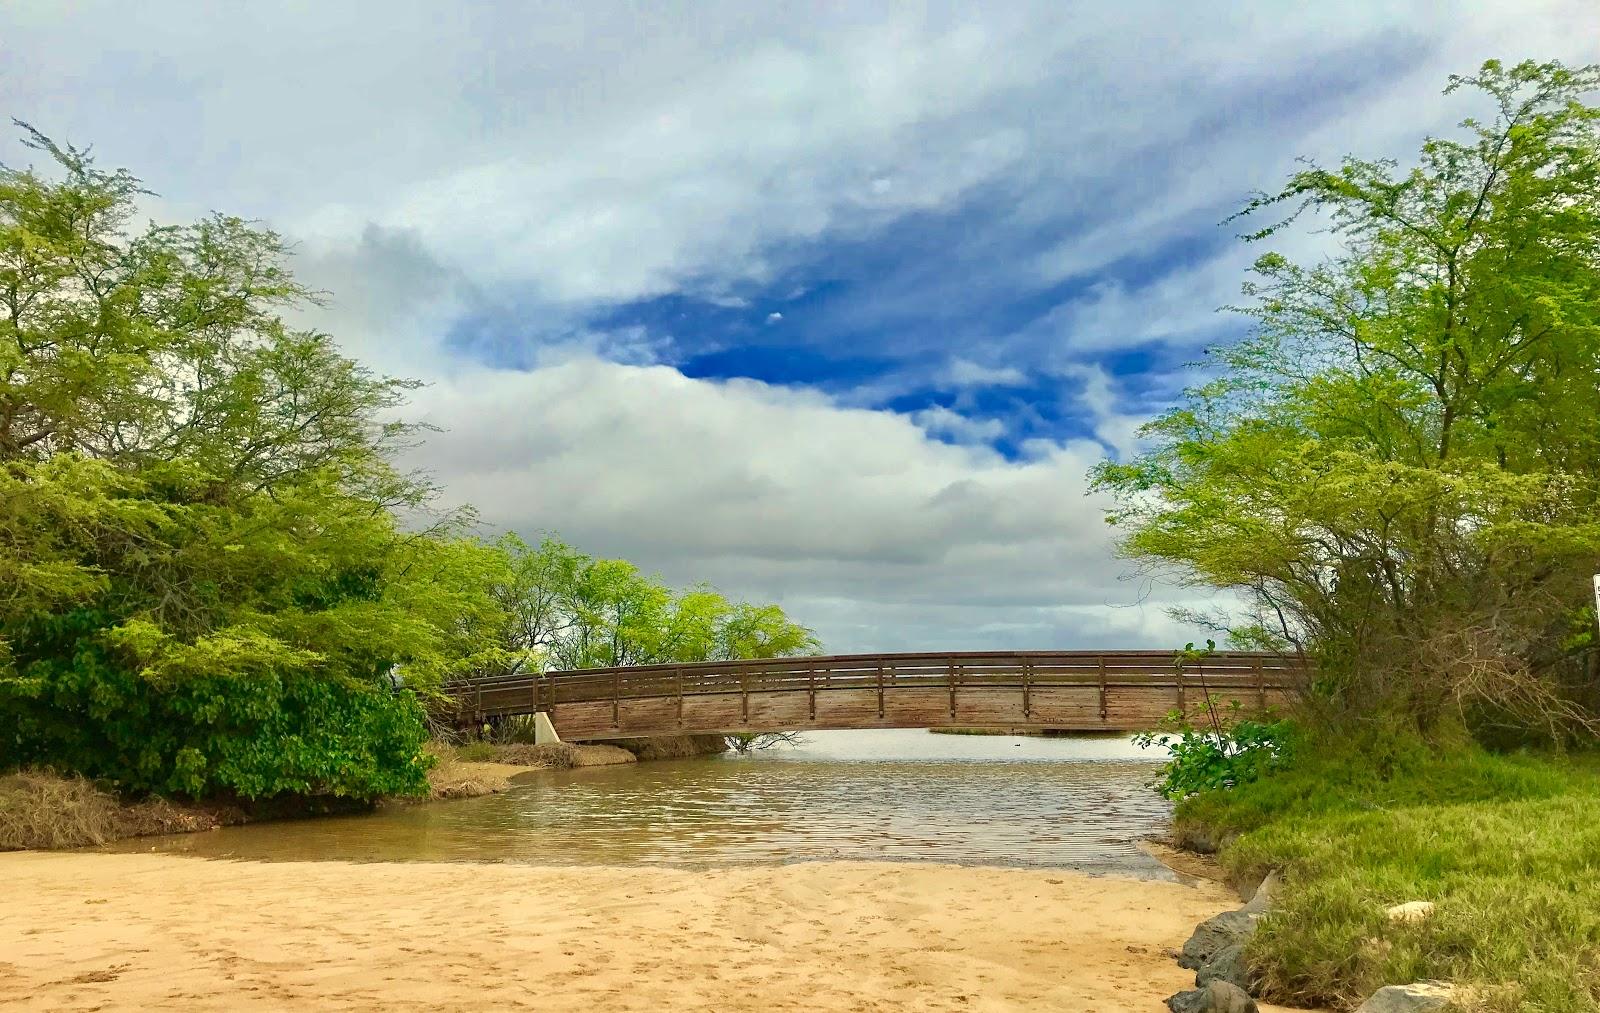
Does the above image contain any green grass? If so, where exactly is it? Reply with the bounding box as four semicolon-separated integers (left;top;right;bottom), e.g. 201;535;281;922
451;741;500;763
1174;741;1600;1012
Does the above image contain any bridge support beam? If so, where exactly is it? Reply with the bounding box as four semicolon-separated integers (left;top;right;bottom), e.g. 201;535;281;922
533;711;562;745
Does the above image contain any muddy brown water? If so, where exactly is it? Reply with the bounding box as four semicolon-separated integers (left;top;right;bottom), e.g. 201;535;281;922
106;729;1179;876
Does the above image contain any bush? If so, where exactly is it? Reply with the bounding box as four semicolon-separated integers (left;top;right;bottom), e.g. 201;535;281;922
2;628;432;800
1137;718;1296;800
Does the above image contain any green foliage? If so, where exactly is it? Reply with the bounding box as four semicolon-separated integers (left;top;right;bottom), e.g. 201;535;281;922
1173;729;1586;846
0;130;820;800
472;532;821;675
1176;743;1600;1010
1137;718;1296;800
1092;61;1600;740
0;126;498;799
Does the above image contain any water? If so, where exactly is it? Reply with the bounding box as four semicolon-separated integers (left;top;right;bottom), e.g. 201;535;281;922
108;729;1177;876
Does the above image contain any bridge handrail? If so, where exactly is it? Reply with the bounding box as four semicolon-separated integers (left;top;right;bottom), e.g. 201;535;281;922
446;650;1307;719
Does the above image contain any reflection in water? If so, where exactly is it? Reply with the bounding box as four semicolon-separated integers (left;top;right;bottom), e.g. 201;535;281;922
109;730;1175;876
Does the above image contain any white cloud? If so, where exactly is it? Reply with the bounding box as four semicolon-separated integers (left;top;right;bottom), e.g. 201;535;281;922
945;358;1027;389
403;358;1214;651
5;0;1598;654
13;1;1594;316
911;405;1007;445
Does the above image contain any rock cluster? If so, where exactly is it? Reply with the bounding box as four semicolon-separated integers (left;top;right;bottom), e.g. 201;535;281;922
1164;869;1454;1013
1164;881;1266;1011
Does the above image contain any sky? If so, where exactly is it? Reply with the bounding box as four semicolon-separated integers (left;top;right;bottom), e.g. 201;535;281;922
5;2;1599;653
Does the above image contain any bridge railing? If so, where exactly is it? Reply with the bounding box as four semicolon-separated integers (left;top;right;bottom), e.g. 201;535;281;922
447;650;1307;723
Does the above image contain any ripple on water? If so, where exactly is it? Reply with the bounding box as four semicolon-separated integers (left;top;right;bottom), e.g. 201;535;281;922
106;729;1176;877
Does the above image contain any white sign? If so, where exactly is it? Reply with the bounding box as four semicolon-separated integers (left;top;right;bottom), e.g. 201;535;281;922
1594;574;1600;637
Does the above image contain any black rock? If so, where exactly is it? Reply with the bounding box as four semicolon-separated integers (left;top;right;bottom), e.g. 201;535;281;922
1195;939;1250;989
1178;909;1257;970
1167;980;1259;1013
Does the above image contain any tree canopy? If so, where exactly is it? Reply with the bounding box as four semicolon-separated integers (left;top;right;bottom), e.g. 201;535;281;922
0;127;817;798
472;533;819;676
1093;60;1600;741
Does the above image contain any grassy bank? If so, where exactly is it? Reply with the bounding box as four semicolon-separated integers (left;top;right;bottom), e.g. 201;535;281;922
1173;740;1600;1011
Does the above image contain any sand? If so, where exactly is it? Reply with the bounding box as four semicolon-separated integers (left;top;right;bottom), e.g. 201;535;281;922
422;745;636;801
0;852;1306;1012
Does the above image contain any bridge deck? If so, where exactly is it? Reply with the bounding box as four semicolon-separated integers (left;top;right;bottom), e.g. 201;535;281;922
450;651;1303;741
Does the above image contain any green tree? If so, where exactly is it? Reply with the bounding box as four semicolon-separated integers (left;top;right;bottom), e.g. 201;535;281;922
0;127;496;798
478;535;818;672
1093;60;1600;740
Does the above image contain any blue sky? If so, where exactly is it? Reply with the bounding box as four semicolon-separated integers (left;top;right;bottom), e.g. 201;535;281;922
6;1;1598;651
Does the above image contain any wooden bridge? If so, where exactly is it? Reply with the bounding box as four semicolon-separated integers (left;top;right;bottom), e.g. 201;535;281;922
450;651;1304;741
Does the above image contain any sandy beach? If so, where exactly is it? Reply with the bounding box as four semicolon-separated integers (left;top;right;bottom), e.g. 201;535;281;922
0;851;1303;1012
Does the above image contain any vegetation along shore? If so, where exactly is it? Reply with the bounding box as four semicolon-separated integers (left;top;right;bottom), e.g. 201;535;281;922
1104;60;1600;1013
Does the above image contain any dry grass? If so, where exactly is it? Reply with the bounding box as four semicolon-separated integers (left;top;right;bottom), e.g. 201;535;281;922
422;744;515;800
419;740;636;800
0;770;123;850
491;743;580;768
596;734;728;760
0;770;230;851
435;740;642;771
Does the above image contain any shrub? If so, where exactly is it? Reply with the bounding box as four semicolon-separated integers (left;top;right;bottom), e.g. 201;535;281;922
1138;718;1296;800
2;628;433;800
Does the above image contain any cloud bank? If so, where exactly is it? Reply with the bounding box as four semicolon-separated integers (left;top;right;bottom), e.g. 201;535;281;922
5;1;1597;650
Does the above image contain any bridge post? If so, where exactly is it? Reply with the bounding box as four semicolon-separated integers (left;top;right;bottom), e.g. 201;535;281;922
876;662;885;719
612;669;621;728
676;667;685;727
807;666;816;720
1254;657;1267;712
1097;655;1108;721
947;661;958;719
1022;657;1032;719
